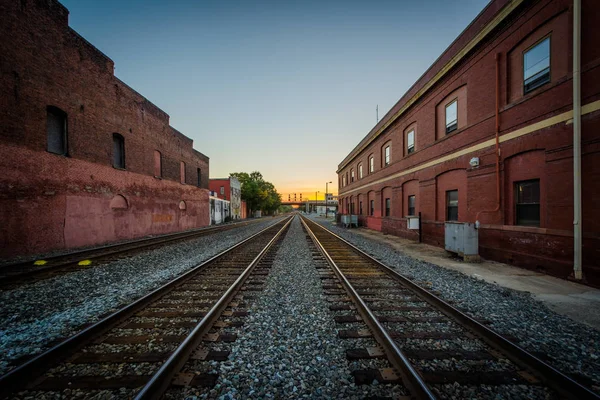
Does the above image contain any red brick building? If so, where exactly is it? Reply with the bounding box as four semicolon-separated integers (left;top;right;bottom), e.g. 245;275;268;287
337;0;600;285
0;0;210;258
209;177;245;220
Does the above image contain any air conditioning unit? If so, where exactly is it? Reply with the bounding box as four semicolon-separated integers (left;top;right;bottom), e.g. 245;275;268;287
445;222;480;262
407;215;419;230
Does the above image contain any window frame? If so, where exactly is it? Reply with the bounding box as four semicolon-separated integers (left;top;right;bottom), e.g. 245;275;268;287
359;201;363;215
385;198;391;217
446;190;459;221
112;133;125;169
369;155;374;173
515;179;541;227
370;199;374;216
46;106;68;156
407;129;415;154
358;164;363;179
351;169;355;182
523;36;551;95
445;100;458;134
342;175;346;187
408;195;416;216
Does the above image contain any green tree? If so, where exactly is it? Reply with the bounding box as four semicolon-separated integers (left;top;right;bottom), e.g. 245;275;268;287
230;171;282;216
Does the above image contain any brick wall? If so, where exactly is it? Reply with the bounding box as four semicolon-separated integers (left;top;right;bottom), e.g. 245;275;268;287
0;0;210;258
337;0;600;285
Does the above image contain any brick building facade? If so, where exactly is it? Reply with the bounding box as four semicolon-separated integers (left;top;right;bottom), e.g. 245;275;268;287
0;0;210;258
209;177;245;220
337;0;600;285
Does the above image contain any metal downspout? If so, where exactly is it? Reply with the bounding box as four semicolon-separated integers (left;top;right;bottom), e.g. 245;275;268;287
573;0;583;280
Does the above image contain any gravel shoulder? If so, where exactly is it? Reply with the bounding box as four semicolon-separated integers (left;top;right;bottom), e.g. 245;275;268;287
307;215;600;393
0;217;283;375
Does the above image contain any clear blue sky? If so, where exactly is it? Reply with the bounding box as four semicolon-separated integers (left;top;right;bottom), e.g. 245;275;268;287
61;0;489;198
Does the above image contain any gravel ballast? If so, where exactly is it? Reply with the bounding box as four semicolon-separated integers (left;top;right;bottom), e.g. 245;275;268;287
308;215;600;393
0;218;283;375
181;216;408;399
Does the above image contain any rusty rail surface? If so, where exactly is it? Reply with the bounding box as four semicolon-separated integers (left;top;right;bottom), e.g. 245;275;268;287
0;218;264;288
0;216;292;398
300;216;599;400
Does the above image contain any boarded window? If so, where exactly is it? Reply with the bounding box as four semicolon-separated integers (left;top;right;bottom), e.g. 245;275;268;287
446;190;458;221
154;150;162;177
113;133;125;169
180;161;186;184
47;106;67;155
408;195;416;216
515;179;540;226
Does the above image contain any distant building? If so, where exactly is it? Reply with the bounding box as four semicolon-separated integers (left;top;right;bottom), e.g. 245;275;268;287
209;177;244;220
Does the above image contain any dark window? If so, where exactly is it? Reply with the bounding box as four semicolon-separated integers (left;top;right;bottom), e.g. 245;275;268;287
407;130;415;154
370;200;374;216
515;179;540;226
350;202;355;214
112;133;125;169
351;169;355;182
154;150;162;177
524;38;550;94
359;201;363;215
408;195;415;216
47;106;67;155
197;168;202;187
445;100;458;134
385;198;391;217
446;190;458;221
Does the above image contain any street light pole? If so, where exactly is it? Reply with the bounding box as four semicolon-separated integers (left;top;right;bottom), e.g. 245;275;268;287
325;181;332;218
315;191;319;214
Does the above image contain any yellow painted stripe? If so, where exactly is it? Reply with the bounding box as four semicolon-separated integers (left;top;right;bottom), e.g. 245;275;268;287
33;260;47;266
339;100;600;196
78;260;92;266
338;0;526;172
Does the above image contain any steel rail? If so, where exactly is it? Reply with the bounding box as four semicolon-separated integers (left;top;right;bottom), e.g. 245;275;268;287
0;217;290;396
135;216;293;399
300;217;436;400
302;216;600;400
0;218;264;285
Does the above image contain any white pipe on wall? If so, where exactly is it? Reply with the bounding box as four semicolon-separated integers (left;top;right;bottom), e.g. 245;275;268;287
573;0;582;280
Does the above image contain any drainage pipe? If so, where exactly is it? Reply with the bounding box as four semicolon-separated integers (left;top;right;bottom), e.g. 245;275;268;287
475;53;501;228
573;0;582;280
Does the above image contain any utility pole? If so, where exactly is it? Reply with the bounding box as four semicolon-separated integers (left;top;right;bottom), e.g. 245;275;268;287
325;181;332;218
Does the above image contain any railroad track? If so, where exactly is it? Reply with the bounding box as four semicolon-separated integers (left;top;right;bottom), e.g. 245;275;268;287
0;218;263;288
300;216;600;400
0;216;292;399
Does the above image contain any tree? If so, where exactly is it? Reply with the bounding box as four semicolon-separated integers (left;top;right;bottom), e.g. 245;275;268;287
230;171;282;216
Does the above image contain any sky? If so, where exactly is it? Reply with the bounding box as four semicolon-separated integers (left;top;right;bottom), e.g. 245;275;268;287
61;0;489;200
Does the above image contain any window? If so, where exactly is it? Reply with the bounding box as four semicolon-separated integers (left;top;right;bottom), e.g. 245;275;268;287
180;161;186;184
407;130;415;154
384;146;390;166
524;37;550;94
359;201;363;215
359;164;363;179
154;150;162;177
220;186;225;195
446;190;458;221
342;175;346;187
445;100;458;134
408;195;415;216
112;133;125;169
47;106;68;155
197;168;202;187
370;200;374;216
350;202;354;214
515;179;540;226
385;198;391;217
351;169;355;182
369;156;374;173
